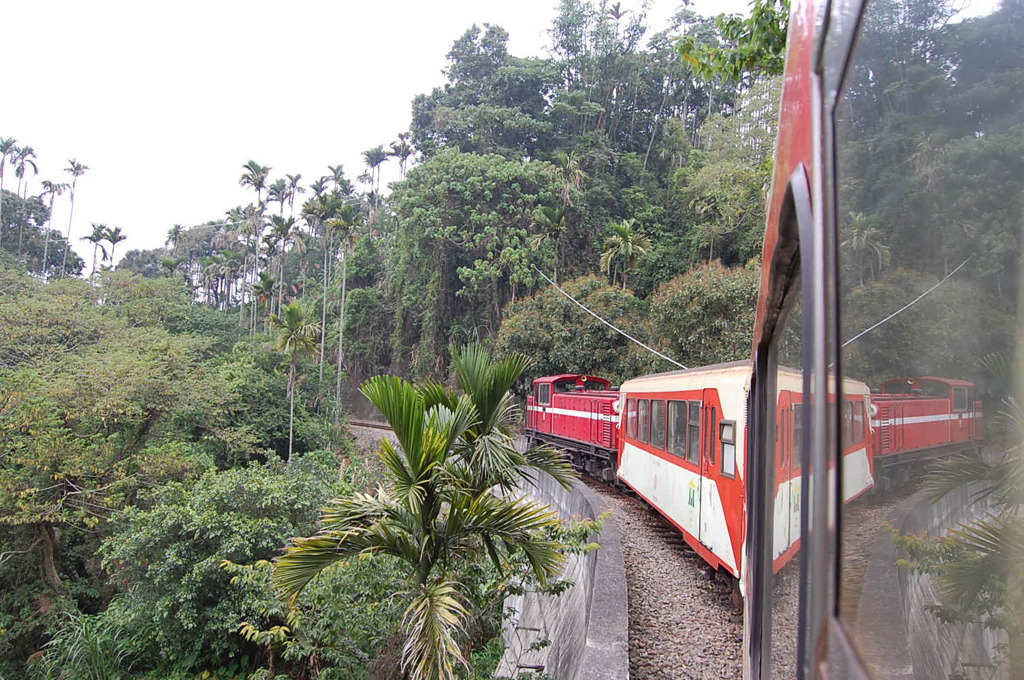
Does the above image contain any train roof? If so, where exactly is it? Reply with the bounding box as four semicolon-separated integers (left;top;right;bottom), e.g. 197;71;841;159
532;374;612;384
880;376;976;388
620;359;869;396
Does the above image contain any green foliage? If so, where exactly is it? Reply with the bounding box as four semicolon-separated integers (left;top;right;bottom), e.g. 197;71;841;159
32;611;139;680
389;149;560;375
841;270;1012;386
497;275;652;385
274;349;577;680
645;261;760;370
676;0;789;84
98;453;345;672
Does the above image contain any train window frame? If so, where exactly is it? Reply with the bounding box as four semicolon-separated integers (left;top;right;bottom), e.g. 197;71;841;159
709;406;717;466
668;400;687;458
851;401;865;445
651;399;667;450
954;386;968;412
687;401;701;464
721;420;736;478
637;399;651;444
626;398;638;438
537;383;550;406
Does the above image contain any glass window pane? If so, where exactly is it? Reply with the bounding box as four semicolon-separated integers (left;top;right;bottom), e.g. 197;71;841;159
687;401;701;463
626;399;637;438
668;400;687;457
637;399;650;444
651;400;666;450
834;0;1023;674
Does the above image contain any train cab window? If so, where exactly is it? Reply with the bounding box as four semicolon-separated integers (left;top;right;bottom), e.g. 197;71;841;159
536;383;550;405
851;401;865;445
720;421;736;478
651;400;667;450
953;387;968;412
626;399;637;438
668;400;687;457
687;401;701;464
637;399;650;443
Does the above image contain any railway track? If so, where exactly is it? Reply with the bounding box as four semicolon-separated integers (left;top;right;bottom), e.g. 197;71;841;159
348;419;392;431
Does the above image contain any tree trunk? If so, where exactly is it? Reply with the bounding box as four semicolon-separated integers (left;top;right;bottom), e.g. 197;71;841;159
287;360;296;463
41;194;55;281
37;523;63;591
61;183;77;278
319;229;331;382
334;248;348;425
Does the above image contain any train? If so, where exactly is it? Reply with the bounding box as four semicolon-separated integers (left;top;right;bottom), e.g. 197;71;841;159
525;365;982;578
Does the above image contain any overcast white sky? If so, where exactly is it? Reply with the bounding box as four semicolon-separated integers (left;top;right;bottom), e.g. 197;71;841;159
4;0;748;269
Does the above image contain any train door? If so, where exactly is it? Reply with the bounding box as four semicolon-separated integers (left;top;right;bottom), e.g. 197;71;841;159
534;382;551;434
698;390;717;551
952;386;969;443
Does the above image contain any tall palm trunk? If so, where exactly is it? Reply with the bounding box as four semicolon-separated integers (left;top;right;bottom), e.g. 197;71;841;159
319;228;331;381
41;194;56;280
61;181;77;278
334;248;348;424
287;359;296;463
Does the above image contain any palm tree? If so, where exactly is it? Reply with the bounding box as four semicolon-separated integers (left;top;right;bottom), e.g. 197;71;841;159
327;164;347;192
0;137;18;249
326;204;363;418
61;159;89;279
240;162;272;335
39;180;69;280
268;215;296;314
302;192;344;380
530;206;568;283
82;223;108;278
253;271;277;329
165;224;184;250
284;174;305;216
267;178;288;215
308;176;330;198
551;150;587;207
600;218;651;289
239;161;271;208
13;146;38;200
272;357;569;680
841;212;891;284
104;226;127;264
362;145;389;194
268;301;320;462
390;133;414;178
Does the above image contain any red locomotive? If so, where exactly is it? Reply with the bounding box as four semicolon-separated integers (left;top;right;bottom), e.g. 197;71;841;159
525;374;620;479
871;377;984;473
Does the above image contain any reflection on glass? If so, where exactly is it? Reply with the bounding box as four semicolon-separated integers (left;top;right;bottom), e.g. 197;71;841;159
836;0;1023;677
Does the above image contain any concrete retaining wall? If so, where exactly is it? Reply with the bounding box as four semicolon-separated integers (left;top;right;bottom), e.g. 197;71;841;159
494;474;630;680
895;478;1008;680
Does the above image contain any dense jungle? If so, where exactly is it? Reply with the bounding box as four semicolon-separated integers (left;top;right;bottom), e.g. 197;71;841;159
1;0;1020;677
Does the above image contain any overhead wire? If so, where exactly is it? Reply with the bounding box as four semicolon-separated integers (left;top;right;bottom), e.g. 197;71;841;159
841;255;973;348
532;265;687;370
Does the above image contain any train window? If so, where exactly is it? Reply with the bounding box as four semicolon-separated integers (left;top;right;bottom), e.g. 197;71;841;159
851;401;865;445
687;401;700;464
637;399;650;444
831;0;1023;674
721;421;736;478
668;401;687;457
537;383;550;405
626;399;637;438
651;400;667;450
953;387;968;412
